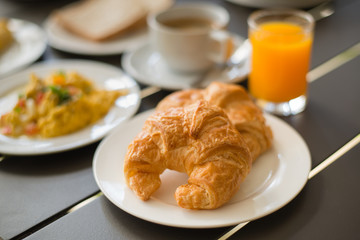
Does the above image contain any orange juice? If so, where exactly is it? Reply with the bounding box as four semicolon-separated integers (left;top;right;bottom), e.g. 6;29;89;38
249;22;313;102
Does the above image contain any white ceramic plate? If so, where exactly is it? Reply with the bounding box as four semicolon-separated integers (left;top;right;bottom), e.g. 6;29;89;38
122;34;249;90
0;19;47;78
93;109;311;228
0;60;141;156
43;15;148;56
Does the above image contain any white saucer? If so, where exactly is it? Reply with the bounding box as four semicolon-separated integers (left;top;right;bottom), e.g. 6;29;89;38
122;44;203;90
122;37;249;90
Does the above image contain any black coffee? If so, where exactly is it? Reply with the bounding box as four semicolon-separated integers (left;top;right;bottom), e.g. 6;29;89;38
161;18;217;31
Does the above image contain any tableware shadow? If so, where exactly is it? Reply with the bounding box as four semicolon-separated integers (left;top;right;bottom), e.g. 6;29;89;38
227;178;324;239
0;143;97;176
100;197;230;240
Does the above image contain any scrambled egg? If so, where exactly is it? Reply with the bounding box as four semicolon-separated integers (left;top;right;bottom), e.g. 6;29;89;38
0;71;127;138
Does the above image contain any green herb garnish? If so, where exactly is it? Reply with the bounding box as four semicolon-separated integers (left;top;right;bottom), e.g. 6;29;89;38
48;85;71;105
57;70;66;77
14;106;22;113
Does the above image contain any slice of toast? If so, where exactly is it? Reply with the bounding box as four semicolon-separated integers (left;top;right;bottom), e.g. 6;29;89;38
139;0;174;14
54;0;148;42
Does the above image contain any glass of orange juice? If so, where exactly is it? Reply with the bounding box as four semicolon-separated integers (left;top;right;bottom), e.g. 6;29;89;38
248;9;314;116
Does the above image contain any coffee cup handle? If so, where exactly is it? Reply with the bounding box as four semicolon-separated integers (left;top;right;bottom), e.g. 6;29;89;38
208;30;235;64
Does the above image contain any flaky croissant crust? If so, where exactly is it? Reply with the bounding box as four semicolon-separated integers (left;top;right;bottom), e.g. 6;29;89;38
157;82;273;161
124;101;252;209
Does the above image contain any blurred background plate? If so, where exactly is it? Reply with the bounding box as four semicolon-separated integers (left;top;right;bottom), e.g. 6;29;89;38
0;18;46;78
43;15;148;56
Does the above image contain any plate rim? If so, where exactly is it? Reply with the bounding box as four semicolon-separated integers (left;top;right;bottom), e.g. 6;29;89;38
93;109;311;228
0;59;141;156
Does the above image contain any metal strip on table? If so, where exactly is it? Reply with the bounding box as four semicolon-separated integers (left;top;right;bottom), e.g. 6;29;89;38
308;42;360;82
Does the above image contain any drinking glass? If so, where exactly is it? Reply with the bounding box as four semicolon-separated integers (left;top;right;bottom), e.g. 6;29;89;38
248;9;314;116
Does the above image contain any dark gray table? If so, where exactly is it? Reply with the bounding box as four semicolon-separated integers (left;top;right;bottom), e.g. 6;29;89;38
1;0;359;239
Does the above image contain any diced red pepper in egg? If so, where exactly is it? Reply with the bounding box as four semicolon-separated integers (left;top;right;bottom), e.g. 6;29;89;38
1;126;12;135
35;91;45;105
16;98;26;108
25;122;38;136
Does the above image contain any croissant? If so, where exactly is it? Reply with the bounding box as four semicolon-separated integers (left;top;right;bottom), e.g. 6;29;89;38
156;82;273;161
124;101;252;209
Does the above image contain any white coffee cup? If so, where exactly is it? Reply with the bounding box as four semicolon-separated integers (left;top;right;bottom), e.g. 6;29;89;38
147;3;234;73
